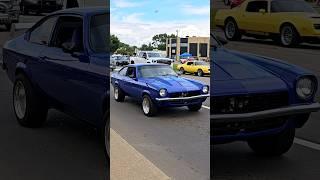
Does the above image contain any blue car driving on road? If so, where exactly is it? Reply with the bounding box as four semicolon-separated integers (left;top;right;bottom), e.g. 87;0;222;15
111;64;209;116
211;34;320;156
1;8;110;157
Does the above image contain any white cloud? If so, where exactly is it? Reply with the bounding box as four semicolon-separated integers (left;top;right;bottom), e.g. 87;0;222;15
112;0;145;8
181;5;210;16
111;14;210;47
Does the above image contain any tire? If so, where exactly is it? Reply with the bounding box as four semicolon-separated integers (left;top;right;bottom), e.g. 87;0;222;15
116;62;119;66
224;18;242;41
131;61;134;64
142;95;157;117
280;24;300;47
224;0;230;5
13;74;48;128
179;67;185;74
98;111;109;179
114;85;125;102
247;127;295;156
197;69;203;77
188;103;202;111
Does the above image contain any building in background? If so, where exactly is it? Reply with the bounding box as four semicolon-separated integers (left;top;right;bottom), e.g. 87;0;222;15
166;36;210;61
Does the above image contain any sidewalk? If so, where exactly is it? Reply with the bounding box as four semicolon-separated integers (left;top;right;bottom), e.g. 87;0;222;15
110;129;171;180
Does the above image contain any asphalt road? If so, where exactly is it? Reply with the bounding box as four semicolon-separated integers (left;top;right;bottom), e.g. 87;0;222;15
0;15;107;180
212;1;320;178
110;70;210;180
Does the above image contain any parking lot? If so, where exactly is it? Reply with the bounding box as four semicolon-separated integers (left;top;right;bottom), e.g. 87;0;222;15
110;66;210;180
212;1;320;178
0;15;107;180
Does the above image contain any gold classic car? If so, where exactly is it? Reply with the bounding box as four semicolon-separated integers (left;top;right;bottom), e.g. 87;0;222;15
214;0;320;47
177;61;210;76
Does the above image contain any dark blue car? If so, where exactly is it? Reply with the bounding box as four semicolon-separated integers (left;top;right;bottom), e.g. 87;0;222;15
1;8;109;157
111;64;209;116
211;34;320;156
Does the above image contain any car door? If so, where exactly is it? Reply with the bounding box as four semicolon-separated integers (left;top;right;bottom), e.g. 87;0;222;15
38;14;95;120
122;67;141;98
25;15;59;99
185;61;194;73
241;0;270;33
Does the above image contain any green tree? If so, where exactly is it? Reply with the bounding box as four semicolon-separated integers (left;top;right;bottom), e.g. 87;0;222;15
140;43;154;51
152;33;176;50
111;34;121;53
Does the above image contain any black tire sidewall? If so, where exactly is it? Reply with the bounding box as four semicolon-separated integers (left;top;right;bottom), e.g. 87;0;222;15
198;69;203;77
225;19;241;41
280;25;299;47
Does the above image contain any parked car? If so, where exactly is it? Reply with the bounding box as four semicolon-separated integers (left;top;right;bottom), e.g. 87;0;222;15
211;34;320;156
215;0;320;47
2;7;109;158
0;0;20;30
177;60;210;77
111;55;129;66
131;51;173;65
19;0;63;14
111;64;209;116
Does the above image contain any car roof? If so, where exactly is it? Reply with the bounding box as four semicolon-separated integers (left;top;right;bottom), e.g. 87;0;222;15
128;63;169;67
52;7;108;16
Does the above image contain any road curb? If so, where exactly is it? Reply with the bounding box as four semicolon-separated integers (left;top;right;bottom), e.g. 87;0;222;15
111;128;171;180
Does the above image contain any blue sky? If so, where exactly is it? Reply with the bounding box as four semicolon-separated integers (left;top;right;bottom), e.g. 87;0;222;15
111;0;210;46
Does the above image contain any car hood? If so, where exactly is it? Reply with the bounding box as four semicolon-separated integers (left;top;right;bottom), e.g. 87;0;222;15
139;76;202;93
212;49;288;96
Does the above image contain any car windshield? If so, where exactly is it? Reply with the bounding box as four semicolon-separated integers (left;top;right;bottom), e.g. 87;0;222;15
271;0;316;13
121;56;129;60
138;65;177;78
147;52;161;57
90;13;108;53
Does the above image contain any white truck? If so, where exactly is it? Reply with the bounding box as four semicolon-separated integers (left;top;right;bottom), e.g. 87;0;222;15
130;51;173;65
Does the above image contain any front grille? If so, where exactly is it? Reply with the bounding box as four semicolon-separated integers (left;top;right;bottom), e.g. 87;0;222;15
170;90;201;98
212;117;287;136
211;91;288;114
314;24;320;30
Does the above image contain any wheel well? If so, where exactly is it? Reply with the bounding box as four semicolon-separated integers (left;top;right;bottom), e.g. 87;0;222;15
280;22;298;34
224;17;235;26
15;68;28;80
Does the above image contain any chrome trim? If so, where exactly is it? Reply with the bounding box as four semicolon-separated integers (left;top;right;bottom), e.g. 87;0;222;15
211;103;320;122
156;94;209;101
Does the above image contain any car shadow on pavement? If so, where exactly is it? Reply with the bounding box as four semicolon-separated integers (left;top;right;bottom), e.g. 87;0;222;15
237;38;320;50
211;142;320;179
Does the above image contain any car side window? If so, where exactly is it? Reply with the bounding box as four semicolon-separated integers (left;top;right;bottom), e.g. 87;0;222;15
119;67;128;76
246;1;268;12
29;16;58;45
51;16;84;52
138;52;144;57
142;53;147;59
187;62;193;66
127;67;136;78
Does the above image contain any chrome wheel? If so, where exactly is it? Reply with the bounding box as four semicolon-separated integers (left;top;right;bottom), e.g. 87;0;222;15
114;87;119;100
281;26;293;46
225;21;236;39
142;97;150;114
14;81;26;119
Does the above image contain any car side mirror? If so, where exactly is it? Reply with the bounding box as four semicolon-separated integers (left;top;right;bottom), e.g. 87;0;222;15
259;9;266;14
62;42;76;53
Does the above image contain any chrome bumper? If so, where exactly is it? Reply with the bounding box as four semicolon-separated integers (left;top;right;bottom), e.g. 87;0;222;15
156;94;209;101
211;103;320;122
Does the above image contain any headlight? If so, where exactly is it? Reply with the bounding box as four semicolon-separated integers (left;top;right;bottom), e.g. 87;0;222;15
202;86;209;94
296;77;316;100
159;89;167;97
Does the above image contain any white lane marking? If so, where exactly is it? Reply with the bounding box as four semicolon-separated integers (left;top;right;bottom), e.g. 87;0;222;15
294;138;320;151
202;105;210;110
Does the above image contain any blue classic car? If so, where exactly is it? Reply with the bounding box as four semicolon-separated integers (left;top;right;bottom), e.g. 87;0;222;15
1;8;110;158
111;64;209;116
211;34;320;156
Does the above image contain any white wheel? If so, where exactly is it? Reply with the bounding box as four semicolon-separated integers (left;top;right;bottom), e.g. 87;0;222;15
13;81;26;119
142;97;150;114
